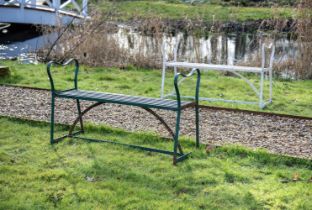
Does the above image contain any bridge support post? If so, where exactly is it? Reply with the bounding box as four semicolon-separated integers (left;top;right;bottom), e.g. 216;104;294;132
20;0;25;10
82;0;88;16
53;0;60;10
0;0;88;26
31;0;36;7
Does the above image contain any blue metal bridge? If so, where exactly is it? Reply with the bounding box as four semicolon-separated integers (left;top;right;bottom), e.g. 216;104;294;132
0;0;88;26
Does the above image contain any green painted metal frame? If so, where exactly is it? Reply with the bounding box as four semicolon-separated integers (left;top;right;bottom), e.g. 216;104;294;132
47;59;201;165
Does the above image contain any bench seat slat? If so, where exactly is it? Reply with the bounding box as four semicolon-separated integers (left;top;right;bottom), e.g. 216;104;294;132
56;90;191;110
165;62;267;73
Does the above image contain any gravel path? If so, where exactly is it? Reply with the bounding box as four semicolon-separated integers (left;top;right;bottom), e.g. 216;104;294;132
0;86;311;159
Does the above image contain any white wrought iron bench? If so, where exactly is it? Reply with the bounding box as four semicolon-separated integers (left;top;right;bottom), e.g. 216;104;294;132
160;40;275;109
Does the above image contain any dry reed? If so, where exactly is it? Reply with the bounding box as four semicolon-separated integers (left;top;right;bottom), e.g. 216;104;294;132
294;0;312;79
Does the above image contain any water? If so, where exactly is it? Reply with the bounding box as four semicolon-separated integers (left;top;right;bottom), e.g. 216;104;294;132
0;24;296;68
0;23;57;62
114;26;296;67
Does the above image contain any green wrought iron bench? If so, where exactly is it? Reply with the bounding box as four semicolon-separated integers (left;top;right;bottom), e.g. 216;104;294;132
47;59;201;165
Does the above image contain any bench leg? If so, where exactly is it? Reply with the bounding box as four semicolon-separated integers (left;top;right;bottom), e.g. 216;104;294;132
76;99;84;134
259;71;265;109
161;64;166;99
195;104;200;148
269;67;273;103
50;97;86;144
173;110;181;165
50;95;55;144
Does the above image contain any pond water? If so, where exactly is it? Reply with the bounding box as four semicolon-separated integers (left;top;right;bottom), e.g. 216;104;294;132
0;24;296;68
114;25;296;67
0;23;57;63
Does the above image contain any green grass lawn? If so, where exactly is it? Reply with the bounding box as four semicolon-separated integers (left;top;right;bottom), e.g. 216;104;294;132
99;1;292;22
0;116;311;209
1;61;312;117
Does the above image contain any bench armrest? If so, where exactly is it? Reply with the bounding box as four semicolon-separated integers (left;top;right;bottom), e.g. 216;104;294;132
174;68;201;108
47;58;79;92
261;43;275;69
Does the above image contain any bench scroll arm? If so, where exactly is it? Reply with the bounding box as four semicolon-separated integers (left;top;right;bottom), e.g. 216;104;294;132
261;43;276;69
174;68;201;108
47;58;79;92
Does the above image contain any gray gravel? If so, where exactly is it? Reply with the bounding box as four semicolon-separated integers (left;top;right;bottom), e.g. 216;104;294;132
0;86;311;159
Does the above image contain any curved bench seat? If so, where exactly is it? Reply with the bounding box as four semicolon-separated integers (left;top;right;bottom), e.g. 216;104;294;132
56;89;193;111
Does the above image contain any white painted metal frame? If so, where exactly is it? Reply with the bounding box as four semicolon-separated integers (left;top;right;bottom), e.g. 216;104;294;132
0;0;88;26
0;0;88;16
160;40;275;109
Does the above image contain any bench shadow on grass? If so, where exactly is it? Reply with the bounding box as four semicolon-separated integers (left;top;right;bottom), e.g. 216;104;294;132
4;116;311;171
67;123;196;187
48;123;312;209
6;115;310;170
52;146;83;204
